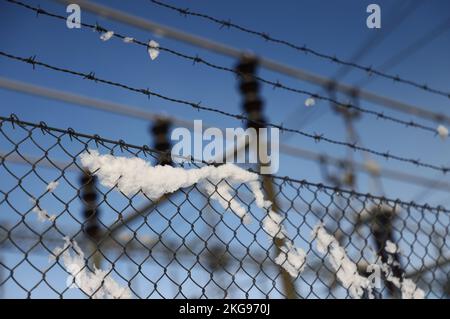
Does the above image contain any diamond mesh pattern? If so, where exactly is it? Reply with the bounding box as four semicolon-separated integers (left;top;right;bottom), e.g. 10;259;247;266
0;115;449;299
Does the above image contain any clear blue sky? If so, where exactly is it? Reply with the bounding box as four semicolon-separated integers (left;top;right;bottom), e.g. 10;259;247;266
1;0;450;298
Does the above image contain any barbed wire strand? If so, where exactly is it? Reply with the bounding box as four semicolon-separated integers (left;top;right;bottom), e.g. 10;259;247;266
11;0;450;127
5;140;450;195
149;0;450;100
3;0;442;137
329;0;422;82
277;2;432;140
356;16;450;90
1;113;450;215
2;50;450;174
3;77;450;194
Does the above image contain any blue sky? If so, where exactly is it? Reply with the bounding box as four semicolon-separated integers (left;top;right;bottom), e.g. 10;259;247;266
0;0;450;298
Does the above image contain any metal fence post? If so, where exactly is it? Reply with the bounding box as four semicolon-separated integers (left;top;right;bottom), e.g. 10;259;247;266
236;55;297;299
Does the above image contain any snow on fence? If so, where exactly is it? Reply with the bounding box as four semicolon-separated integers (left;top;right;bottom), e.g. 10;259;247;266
0;115;449;299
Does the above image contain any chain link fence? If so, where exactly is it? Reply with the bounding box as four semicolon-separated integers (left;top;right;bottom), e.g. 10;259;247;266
0;115;449;299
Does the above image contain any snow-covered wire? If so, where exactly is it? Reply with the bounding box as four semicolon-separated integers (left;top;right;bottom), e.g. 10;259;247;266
79;150;306;277
312;224;373;298
2;114;450;215
312;224;425;299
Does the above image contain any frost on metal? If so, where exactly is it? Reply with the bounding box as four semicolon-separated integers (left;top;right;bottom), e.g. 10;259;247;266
52;237;131;299
312;224;373;299
380;242;425;299
262;210;284;239
46;180;59;193
312;224;425;299
79;150;306;278
79;150;260;223
380;260;425;299
398;278;425;299
274;241;307;278
30;198;56;223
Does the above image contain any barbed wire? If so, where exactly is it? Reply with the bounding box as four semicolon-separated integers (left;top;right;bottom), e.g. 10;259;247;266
355;16;450;90
2;50;450;174
1;113;450;215
2;1;449;299
149;0;450;100
276;2;428;139
3;76;450;194
41;0;450;127
328;0;423;83
4;0;442;137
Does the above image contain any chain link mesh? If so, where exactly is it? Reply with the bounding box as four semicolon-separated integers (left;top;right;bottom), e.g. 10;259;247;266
0;115;449;299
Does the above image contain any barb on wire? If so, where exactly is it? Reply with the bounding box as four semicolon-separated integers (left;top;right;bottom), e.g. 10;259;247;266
149;0;450;100
3;77;450;194
1;50;449;174
1;113;450;215
4;0;441;137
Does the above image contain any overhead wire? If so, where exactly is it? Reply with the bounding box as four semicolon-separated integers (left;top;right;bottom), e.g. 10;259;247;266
1;50;450;174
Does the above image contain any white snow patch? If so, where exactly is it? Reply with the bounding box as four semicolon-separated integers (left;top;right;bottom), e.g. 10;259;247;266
79;150;259;223
148;40;160;60
312;224;373;299
313;224;334;254
437;125;448;140
100;31;114;41
379;254;424;299
30;198;56;223
202;181;252;224
46;180;59;193
274;241;306;277
312;224;424;299
123;37;134;43
79;150;306;278
52;237;131;299
400;278;425;299
304;97;316;107
263;210;285;239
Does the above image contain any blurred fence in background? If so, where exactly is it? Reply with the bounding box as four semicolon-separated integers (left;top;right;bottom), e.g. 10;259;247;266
0;115;449;299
